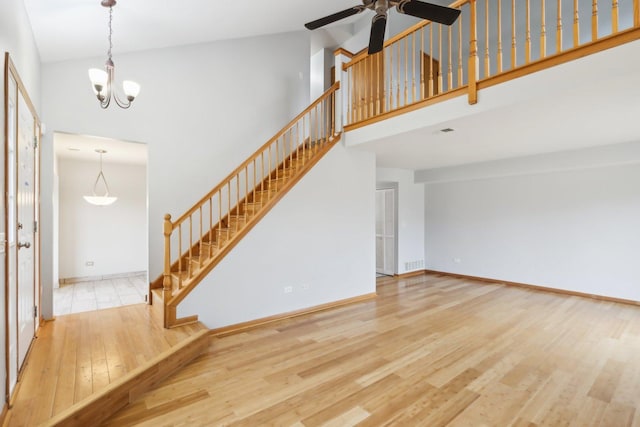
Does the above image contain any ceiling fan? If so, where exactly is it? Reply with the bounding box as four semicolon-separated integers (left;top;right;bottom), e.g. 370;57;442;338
305;0;461;55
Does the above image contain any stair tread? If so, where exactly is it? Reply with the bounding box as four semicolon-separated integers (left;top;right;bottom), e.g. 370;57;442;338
171;270;190;277
188;252;215;262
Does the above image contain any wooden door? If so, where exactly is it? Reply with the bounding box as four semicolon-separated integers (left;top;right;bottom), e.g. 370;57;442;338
352;51;385;121
422;53;440;98
5;61;19;394
16;92;37;369
4;53;40;398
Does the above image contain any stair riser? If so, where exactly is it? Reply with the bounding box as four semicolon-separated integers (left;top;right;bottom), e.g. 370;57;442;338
251;193;274;203
216;231;232;243
265;180;287;190
242;204;262;214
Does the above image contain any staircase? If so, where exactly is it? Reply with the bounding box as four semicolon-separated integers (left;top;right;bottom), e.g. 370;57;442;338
148;0;640;329
150;83;341;328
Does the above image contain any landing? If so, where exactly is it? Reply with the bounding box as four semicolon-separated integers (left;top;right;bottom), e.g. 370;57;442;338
5;304;207;426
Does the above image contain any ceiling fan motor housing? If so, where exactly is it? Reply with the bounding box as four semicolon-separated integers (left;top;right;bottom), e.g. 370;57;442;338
374;0;389;15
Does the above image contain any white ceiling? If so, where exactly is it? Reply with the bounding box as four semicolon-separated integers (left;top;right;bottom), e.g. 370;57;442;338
23;0;364;63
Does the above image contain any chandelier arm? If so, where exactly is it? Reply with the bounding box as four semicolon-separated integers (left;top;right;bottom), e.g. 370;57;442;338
100;70;112;108
113;93;133;109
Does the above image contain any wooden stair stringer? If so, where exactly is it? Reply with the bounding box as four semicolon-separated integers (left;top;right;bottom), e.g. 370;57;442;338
165;134;342;323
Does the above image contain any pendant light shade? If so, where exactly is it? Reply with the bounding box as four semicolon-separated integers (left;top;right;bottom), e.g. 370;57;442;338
84;149;117;206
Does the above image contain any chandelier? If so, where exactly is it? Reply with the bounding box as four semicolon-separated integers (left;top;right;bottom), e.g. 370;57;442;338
88;0;140;109
84;149;118;206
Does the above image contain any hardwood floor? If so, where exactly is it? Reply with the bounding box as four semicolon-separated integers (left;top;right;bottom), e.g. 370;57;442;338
5;304;206;426
106;273;640;426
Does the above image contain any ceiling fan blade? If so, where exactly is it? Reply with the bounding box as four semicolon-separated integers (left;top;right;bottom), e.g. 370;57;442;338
398;1;461;25
368;14;387;54
304;6;365;30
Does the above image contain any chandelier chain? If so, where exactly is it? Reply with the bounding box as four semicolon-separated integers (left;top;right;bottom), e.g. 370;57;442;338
107;6;113;61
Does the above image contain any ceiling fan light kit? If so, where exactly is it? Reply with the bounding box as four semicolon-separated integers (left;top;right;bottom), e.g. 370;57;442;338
305;0;461;54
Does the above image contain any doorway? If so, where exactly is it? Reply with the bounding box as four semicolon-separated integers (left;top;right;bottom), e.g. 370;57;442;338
375;186;397;276
4;53;41;398
53;133;148;315
422;53;440;98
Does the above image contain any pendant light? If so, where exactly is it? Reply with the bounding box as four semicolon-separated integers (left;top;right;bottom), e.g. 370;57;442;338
84;149;118;206
88;0;140;109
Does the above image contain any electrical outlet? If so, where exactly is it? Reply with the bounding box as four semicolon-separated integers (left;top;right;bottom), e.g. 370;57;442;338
453;258;461;264
86;261;94;266
284;286;293;294
301;283;310;290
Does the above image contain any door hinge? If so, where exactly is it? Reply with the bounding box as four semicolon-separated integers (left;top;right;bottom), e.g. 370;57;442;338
34;305;38;318
34;220;38;233
33;136;38;149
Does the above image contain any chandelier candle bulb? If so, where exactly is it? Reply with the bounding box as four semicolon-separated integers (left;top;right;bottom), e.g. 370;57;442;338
88;68;108;94
123;80;141;101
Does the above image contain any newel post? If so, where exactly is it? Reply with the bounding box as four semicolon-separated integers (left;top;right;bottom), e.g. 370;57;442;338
468;0;479;105
333;49;347;134
162;214;173;303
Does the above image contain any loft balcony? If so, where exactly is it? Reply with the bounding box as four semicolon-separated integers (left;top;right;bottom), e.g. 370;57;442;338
333;0;640;170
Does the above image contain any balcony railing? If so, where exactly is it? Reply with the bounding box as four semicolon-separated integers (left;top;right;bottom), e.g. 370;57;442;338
342;0;640;129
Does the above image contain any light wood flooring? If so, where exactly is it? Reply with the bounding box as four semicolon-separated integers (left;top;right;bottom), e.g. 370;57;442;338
5;304;206;426
105;273;640;426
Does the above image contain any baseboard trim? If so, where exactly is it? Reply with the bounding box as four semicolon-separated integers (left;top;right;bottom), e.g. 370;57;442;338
59;271;146;285
393;270;427;279
209;293;377;337
40;328;210;427
424;270;640;307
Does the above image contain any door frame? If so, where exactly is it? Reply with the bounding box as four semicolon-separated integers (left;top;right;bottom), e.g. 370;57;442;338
4;52;41;403
376;182;398;276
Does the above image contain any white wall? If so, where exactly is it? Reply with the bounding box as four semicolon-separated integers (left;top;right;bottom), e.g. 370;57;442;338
0;0;41;405
422;142;640;302
39;31;311;319
58;158;147;280
376;168;425;274
342;14;375;53
310;48;335;101
0;0;41;108
179;144;377;328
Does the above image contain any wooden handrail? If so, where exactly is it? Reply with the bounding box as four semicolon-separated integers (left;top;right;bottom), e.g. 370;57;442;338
170;82;340;228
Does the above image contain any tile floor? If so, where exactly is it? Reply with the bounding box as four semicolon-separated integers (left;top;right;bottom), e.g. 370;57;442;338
53;274;148;316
